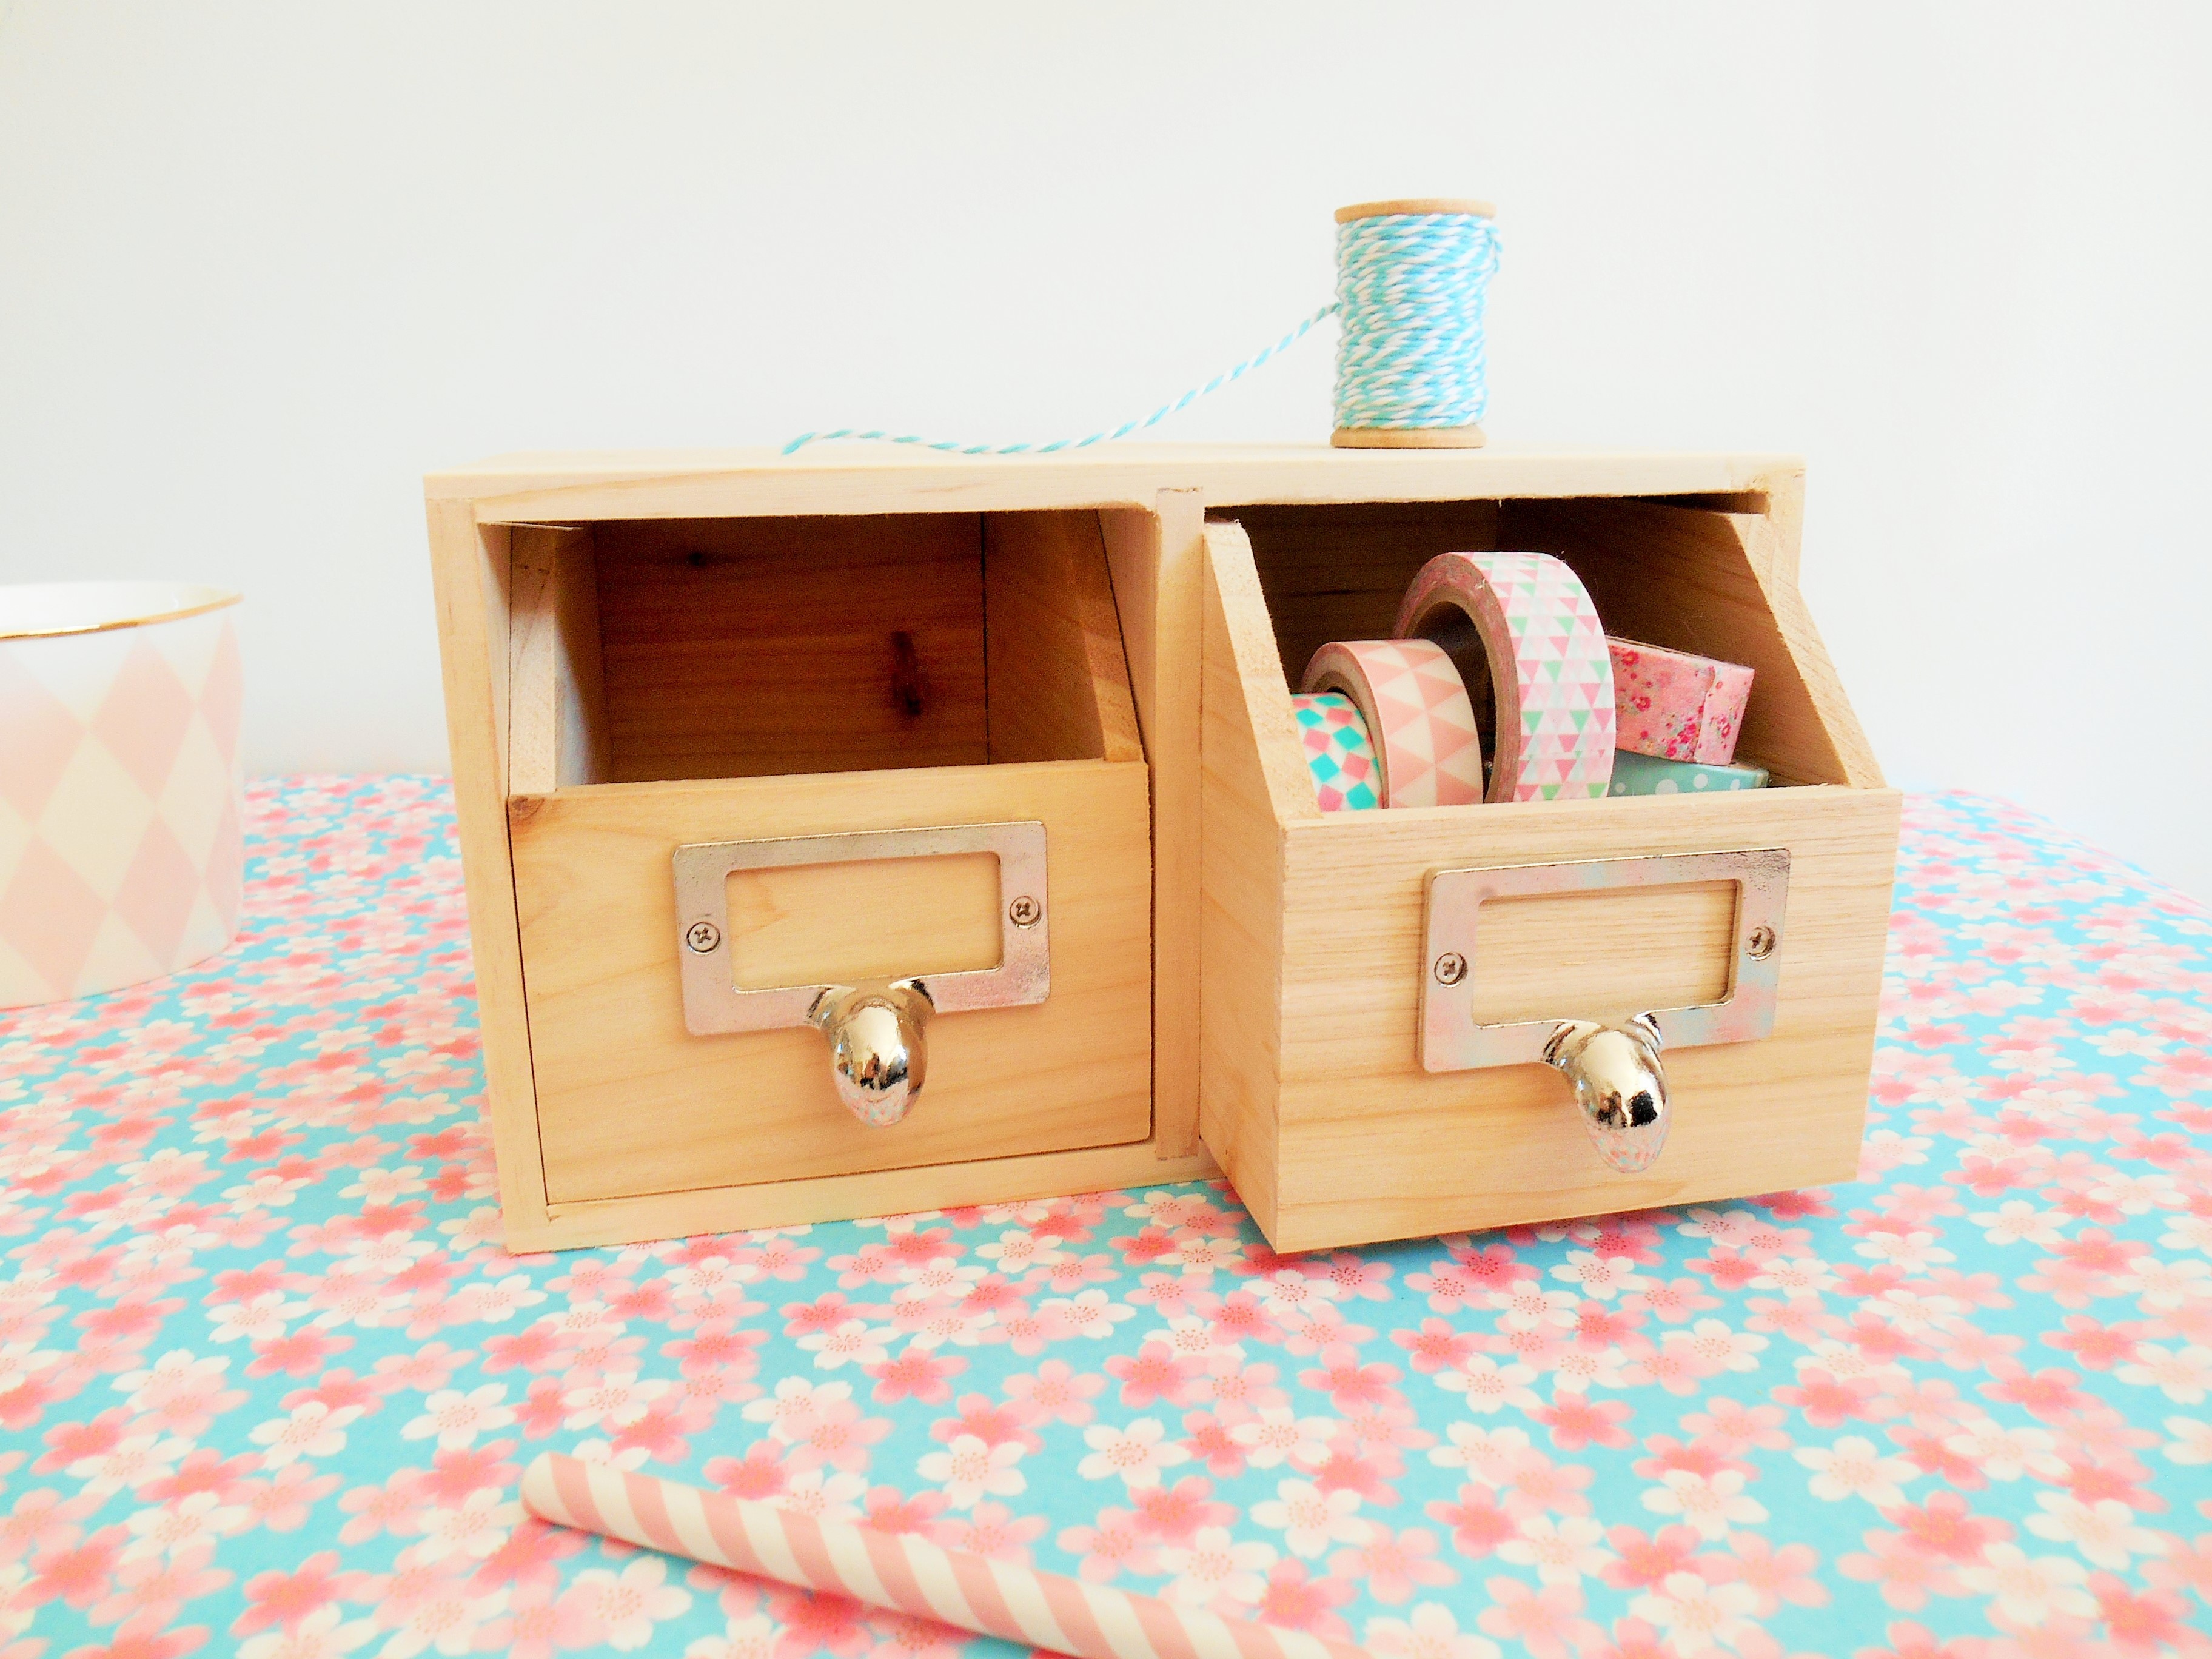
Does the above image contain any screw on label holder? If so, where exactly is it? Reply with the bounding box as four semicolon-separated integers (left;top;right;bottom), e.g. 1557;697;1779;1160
1420;848;1791;1176
671;822;1051;1127
1423;848;1789;1074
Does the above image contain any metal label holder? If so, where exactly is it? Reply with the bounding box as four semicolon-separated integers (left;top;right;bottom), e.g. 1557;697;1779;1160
673;821;1050;1038
1421;847;1790;1073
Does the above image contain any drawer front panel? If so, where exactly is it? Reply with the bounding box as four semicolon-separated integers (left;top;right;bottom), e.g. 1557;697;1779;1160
1464;879;1738;1026
1264;786;1900;1251
729;851;1004;988
511;760;1152;1202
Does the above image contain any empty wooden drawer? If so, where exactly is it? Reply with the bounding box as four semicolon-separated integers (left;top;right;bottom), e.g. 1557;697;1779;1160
425;483;1204;1250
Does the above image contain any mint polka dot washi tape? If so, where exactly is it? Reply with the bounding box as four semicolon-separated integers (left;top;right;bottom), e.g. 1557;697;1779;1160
1607;749;1769;796
1392;550;1617;802
1292;691;1381;811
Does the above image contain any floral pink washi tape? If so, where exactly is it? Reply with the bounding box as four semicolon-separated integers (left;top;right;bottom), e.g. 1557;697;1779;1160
520;1452;1367;1659
1299;639;1484;808
1392;551;1615;802
1608;636;1754;765
1292;691;1382;811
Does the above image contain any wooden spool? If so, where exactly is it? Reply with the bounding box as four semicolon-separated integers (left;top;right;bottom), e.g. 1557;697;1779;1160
1330;197;1495;452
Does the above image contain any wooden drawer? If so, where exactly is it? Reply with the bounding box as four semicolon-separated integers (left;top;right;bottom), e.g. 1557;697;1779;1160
1200;495;1900;1252
509;760;1151;1204
426;494;1208;1250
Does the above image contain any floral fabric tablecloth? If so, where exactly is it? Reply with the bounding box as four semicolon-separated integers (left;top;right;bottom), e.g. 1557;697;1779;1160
2;778;2209;1659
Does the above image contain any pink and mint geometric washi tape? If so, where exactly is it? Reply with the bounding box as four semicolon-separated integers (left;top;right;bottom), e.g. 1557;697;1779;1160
1393;550;1616;802
1608;635;1755;765
1607;748;1768;796
1292;691;1381;811
1299;638;1484;808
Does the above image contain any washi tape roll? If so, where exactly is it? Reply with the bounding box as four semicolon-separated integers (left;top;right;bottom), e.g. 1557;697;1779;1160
1607;751;1768;796
1609;637;1755;765
1392;551;1615;802
1300;638;1484;808
1292;691;1381;811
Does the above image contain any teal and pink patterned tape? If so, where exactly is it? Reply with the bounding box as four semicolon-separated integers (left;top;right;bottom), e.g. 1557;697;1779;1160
1292;692;1381;811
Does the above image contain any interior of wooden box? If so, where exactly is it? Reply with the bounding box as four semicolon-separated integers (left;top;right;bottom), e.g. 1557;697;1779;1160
513;508;1140;790
1224;495;1854;794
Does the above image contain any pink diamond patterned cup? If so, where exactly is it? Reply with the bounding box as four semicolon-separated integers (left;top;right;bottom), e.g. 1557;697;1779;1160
1;583;243;1008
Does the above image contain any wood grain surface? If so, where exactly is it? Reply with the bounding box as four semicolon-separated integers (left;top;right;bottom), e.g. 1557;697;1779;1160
1500;497;1882;789
427;446;1801;526
1196;511;1899;1252
592;514;988;782
511;761;1153;1205
508;524;611;794
1102;492;1207;1159
982;512;1144;766
425;444;1879;1253
423;506;551;1232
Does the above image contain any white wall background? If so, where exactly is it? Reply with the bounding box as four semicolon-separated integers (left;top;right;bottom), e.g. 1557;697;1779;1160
3;4;2207;900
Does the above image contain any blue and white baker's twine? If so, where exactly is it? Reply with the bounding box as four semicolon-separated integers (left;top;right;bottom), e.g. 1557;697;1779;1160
781;210;1501;457
1331;209;1500;432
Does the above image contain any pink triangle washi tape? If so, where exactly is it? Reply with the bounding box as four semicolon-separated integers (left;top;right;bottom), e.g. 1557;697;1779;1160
520;1452;1369;1659
1607;636;1755;765
1392;550;1616;802
1299;638;1484;808
1292;691;1382;811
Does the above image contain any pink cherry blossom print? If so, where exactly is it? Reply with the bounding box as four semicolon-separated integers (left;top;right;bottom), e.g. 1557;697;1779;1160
0;782;2208;1655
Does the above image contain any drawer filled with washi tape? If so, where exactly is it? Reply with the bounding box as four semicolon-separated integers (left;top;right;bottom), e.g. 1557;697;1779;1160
1199;491;1900;1251
466;504;1176;1248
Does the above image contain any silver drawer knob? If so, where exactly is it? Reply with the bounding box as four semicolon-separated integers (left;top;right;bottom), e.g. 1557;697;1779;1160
1543;1013;1669;1173
810;980;934;1127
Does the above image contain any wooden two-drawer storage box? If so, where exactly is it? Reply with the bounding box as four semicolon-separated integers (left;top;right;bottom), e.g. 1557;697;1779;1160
426;449;1897;1253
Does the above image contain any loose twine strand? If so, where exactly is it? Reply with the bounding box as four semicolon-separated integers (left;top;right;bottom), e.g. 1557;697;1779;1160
782;210;1500;457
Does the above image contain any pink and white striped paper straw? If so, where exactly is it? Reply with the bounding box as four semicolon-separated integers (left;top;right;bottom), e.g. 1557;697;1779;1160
521;1452;1369;1659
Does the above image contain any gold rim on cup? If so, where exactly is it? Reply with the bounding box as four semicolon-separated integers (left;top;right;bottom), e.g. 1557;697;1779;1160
0;581;243;642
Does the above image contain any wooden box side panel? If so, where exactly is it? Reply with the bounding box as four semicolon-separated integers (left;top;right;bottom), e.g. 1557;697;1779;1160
1196;522;1323;1238
1266;786;1902;1252
511;760;1153;1204
1102;492;1207;1159
982;511;1144;766
1500;497;1882;789
423;504;551;1231
509;524;612;794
